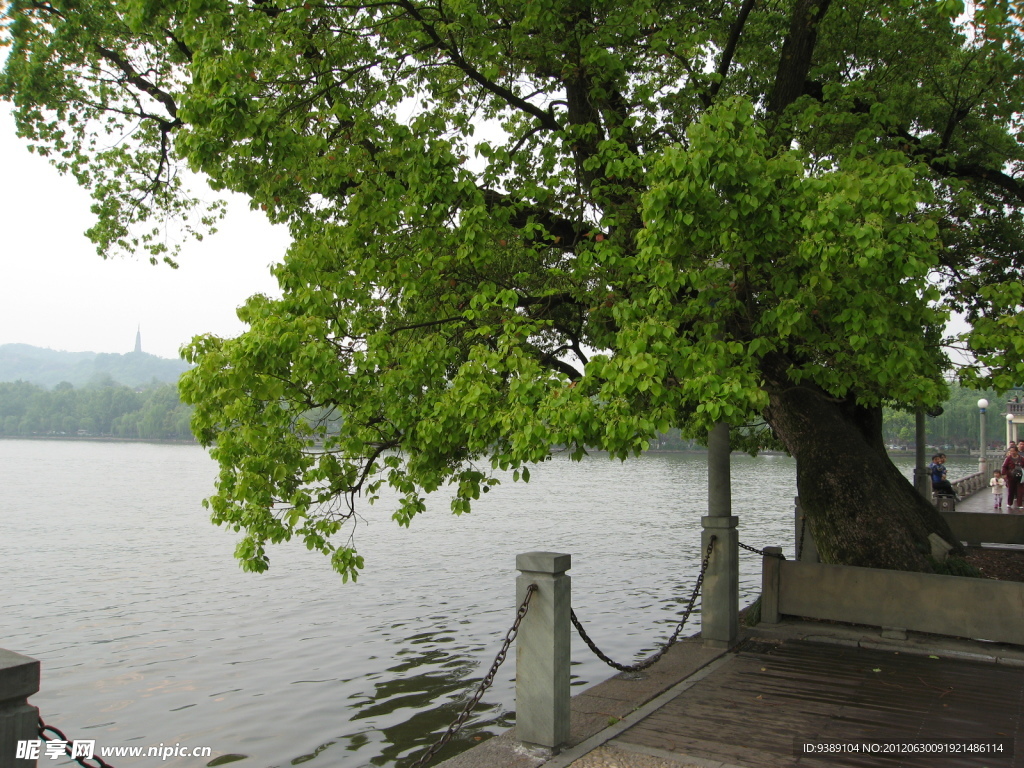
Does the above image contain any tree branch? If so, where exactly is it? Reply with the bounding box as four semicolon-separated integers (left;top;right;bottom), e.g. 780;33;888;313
767;0;833;116
386;316;465;333
709;0;758;102
395;0;564;132
480;187;586;247
93;44;181;125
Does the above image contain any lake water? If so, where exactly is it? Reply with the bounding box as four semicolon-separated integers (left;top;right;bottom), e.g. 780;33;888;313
0;440;974;767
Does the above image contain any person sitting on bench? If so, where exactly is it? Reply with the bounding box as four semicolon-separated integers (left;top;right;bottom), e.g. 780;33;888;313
930;454;958;499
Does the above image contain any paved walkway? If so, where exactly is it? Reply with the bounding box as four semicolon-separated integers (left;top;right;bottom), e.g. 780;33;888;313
957;484;1024;515
958;486;998;513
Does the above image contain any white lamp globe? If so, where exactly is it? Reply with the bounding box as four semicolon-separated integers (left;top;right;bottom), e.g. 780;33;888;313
979;398;989;409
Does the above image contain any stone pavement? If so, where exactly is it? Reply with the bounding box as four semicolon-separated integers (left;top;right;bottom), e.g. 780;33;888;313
958;485;1000;513
564;747;702;768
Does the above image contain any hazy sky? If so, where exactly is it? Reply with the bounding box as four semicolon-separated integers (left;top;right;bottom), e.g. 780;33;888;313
0;105;289;360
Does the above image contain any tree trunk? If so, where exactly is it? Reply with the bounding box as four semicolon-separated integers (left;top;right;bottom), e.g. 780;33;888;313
762;368;964;571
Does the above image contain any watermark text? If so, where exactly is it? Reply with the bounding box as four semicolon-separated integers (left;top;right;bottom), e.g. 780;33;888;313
18;740;214;761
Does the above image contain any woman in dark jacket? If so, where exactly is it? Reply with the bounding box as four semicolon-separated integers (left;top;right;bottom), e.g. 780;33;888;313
1002;446;1024;511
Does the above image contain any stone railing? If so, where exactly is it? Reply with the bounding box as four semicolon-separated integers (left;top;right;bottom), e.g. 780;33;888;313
760;547;1024;644
940;511;1024;546
950;471;987;497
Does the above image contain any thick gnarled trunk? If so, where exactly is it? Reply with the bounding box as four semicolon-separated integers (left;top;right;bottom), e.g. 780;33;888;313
763;379;963;571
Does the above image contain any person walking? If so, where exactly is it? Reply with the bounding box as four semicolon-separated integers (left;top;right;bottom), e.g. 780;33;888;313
991;470;1006;511
1002;446;1024;511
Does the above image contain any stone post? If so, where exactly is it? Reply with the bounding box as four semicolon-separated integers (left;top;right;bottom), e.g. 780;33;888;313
760;547;783;624
979;399;989;476
702;422;738;649
0;649;40;768
515;552;571;751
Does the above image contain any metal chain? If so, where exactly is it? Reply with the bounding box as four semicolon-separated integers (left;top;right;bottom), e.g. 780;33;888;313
407;584;538;768
571;536;715;674
739;541;786;560
38;717;116;768
798;514;807;561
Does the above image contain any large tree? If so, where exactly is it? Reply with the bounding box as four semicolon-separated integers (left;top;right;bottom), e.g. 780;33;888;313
3;0;1022;578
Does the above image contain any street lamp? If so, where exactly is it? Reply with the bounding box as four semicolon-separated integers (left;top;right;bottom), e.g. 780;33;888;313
1008;411;1017;448
978;399;988;475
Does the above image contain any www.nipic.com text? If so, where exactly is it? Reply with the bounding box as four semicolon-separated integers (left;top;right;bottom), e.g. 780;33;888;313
18;740;214;761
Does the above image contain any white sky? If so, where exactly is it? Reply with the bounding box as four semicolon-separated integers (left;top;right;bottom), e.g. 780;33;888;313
0;105;288;360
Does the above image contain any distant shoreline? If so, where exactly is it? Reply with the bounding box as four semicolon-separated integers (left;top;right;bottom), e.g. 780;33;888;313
0;436;980;458
0;434;197;445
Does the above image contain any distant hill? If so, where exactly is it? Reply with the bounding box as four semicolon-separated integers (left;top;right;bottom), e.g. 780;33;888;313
0;344;191;388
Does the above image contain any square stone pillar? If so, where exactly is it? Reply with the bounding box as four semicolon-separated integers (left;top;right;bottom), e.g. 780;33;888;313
0;649;40;768
703;422;738;649
760;546;783;624
515;552;571;751
701;515;739;649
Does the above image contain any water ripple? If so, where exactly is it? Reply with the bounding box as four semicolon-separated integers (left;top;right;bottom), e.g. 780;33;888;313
2;440;950;767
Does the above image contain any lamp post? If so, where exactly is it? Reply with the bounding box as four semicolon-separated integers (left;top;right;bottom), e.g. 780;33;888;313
914;409;930;500
1008;412;1016;450
978;398;988;475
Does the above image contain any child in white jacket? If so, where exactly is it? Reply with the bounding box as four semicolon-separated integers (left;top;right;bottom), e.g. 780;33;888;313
992;470;1006;511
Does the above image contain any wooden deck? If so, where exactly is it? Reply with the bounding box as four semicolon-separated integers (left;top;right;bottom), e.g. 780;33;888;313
614;638;1023;767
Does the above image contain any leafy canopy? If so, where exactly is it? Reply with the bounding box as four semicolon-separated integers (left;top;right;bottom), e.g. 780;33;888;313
3;0;1022;577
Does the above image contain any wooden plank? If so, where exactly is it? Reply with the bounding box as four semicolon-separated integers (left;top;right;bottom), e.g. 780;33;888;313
616;640;1024;767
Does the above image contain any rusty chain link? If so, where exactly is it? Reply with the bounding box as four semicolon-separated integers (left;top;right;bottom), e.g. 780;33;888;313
739;541;786;560
571;536;715;673
407;583;538;768
38;717;116;768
